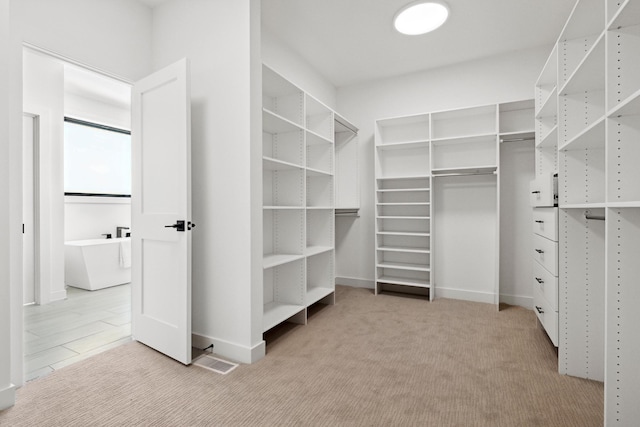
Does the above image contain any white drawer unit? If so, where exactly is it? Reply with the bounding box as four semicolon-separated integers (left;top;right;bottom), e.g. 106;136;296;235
532;207;558;241
532;233;558;276
534;288;558;346
529;172;557;207
530;206;558;347
533;260;558;311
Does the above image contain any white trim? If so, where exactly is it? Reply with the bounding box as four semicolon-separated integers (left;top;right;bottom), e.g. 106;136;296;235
50;289;67;303
500;293;533;309
435;287;496;304
64;196;131;205
335;276;374;289
0;384;16;411
192;333;265;364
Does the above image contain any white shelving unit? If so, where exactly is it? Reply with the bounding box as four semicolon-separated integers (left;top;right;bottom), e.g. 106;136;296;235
374;102;530;303
537;1;640;423
262;65;357;332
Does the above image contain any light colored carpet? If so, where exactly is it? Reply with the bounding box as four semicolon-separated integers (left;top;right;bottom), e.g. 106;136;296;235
0;286;603;426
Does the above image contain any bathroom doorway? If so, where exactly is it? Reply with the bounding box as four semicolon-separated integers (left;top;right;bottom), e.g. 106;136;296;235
22;47;133;382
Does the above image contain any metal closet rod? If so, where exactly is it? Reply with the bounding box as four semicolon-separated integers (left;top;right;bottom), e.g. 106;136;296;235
500;137;535;143
433;171;496;178
584;211;605;221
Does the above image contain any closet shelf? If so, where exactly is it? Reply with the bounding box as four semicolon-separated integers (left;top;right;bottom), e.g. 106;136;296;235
376;140;430;150
607;0;640;29
377;231;430;237
306;167;332;177
607;201;640;208
305;246;333;257
263;302;305;332
376;215;430;220
376;187;430;193
263;253;305;269
377;175;430;181
431;132;497;145
608;89;640;117
559;116;605;151
263;108;304;134
263;205;304;210
535;87;558;119
431;166;497;176
306;287;334;306
376;202;430;206
537;126;558;148
306;129;333;145
377;246;430;254
377;276;430;288
263;156;304;171
377;261;431;272
560;203;607;209
558;33;605;96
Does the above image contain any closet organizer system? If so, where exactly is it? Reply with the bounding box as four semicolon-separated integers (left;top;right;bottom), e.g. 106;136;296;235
374;101;534;300
262;64;358;332
534;0;640;424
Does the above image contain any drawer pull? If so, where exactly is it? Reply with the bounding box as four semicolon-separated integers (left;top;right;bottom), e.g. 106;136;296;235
535;249;544;254
535;277;544;284
535;306;544;314
531;191;541;194
535;220;544;223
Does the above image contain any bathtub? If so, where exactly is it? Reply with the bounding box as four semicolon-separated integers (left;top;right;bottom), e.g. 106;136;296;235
64;237;131;291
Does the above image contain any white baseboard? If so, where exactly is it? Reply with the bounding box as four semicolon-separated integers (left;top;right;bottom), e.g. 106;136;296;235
335;276;374;289
500;294;533;309
435;287;496;304
192;333;265;364
0;383;16;410
50;289;67;302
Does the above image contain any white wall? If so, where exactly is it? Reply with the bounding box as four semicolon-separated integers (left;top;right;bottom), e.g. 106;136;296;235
64;93;132;242
0;0;16;410
335;46;550;299
13;0;152;81
151;0;264;363
262;29;337;110
23;49;66;304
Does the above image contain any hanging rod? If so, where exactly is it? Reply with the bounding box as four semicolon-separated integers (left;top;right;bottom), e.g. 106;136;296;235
584;211;605;221
335;208;360;217
335;116;358;134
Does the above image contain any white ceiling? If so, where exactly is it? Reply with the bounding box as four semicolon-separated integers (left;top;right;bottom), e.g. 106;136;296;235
262;0;577;87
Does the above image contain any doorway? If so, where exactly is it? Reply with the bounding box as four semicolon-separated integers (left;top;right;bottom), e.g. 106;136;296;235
22;48;133;382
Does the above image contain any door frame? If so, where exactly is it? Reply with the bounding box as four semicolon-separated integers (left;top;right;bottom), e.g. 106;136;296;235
14;44;135;387
22;112;41;306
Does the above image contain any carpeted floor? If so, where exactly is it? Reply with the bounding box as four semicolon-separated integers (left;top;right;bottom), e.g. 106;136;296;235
0;285;603;426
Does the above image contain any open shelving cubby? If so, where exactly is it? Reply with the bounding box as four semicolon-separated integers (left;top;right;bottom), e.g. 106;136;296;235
262;64;347;333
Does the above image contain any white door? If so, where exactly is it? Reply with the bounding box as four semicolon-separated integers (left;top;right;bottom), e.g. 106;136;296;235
22;114;36;305
131;58;193;364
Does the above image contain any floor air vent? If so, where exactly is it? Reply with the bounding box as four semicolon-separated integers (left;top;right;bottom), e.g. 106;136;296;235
193;355;238;375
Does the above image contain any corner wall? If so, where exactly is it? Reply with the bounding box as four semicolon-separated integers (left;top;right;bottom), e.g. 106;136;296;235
335;46;549;303
151;0;264;363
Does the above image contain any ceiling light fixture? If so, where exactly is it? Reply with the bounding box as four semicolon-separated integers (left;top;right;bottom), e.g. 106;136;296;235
394;1;449;36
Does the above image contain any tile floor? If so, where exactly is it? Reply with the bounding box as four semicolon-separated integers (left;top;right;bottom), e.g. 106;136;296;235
23;284;132;382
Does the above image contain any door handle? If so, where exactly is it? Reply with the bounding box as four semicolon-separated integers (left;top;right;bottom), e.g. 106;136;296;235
535;220;544;223
531;191;541;194
165;220;186;232
535;306;544;314
535;277;544;284
535;249;544;254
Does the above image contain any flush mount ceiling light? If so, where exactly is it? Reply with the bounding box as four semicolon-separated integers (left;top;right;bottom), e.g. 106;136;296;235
394;1;449;35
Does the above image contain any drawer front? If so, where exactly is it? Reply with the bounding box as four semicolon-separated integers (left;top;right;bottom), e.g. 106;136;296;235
533;234;558;276
534;288;558;346
529;174;555;207
533;260;558;311
532;208;558;242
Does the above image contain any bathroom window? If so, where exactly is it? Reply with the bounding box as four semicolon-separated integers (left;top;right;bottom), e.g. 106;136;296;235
64;117;131;197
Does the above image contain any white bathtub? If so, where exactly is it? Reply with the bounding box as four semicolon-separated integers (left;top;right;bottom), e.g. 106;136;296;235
64;237;131;291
